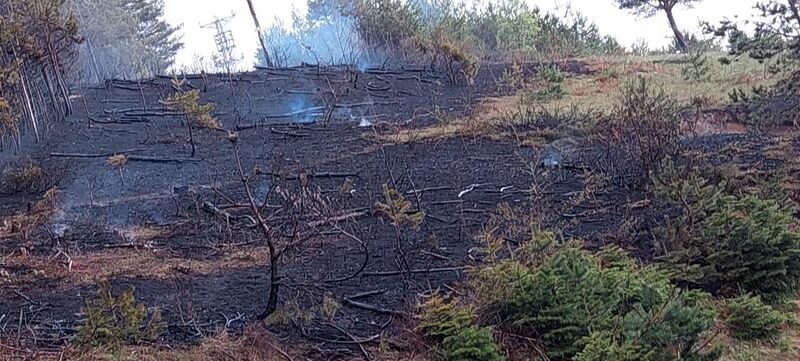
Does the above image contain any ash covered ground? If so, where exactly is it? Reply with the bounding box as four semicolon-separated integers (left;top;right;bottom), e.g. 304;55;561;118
0;63;795;357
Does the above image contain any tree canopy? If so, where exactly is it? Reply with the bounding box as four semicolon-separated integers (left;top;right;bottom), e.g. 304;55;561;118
615;0;701;52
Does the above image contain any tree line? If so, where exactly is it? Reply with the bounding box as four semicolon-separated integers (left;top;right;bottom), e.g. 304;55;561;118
0;0;181;150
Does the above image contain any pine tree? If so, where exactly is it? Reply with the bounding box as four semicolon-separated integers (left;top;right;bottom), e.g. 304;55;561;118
498;247;718;360
725;294;785;340
66;0;182;81
653;162;800;300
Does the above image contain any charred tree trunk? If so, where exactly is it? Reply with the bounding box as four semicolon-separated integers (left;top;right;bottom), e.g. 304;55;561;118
45;25;73;116
259;250;280;320
41;66;63;118
17;66;39;141
246;0;274;68
186;115;196;157
664;7;688;52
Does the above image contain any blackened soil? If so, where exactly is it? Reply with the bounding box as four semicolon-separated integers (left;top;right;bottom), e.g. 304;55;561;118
0;63;793;357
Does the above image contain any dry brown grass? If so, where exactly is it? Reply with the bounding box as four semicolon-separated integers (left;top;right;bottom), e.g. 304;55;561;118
372;94;525;144
2;324;434;361
0;186;59;240
5;325;296;361
1;241;270;293
106;154;128;167
73;246;268;281
538;53;782;115
1;159;45;193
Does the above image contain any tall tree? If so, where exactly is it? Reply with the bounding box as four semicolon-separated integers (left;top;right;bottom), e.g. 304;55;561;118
615;0;700;52
246;0;273;68
66;0;182;81
710;0;800;64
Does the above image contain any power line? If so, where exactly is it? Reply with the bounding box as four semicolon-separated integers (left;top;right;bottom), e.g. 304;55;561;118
200;13;241;73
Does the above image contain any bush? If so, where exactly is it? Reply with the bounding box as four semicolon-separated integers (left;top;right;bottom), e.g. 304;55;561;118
608;77;680;177
534;11;624;59
681;52;711;82
433;325;505;361
74;281;164;348
725;294;785;340
1;159;43;192
416;295;505;361
653;161;800;299
416;295;474;340
495;247;718;360
528;64;566;101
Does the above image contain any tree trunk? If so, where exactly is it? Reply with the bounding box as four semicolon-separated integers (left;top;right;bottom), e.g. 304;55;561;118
245;0;274;68
41;66;63;118
74;3;103;84
17;66;39;141
664;7;688;53
186;115;196;157
259;251;279;320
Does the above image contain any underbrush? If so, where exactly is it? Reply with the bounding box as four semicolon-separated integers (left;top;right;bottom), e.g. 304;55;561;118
415;219;721;360
74;281;164;349
652;159;800;300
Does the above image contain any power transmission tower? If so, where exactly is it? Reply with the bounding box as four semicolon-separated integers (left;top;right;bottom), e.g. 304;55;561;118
200;13;241;73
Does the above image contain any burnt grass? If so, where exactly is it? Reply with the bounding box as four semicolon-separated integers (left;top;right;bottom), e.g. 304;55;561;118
0;63;797;357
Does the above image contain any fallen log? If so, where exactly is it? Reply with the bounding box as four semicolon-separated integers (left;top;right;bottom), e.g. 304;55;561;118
362;266;469;277
270;127;309;137
50;152;200;164
343;298;405;316
126;155;202;164
50;149;144;158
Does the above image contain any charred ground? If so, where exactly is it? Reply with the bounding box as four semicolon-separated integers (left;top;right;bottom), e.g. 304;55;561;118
1;62;798;359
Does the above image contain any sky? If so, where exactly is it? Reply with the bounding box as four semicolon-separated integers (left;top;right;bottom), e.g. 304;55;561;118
163;0;760;70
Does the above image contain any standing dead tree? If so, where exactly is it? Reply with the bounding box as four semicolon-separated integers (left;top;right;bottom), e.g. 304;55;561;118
225;132;338;319
246;0;274;68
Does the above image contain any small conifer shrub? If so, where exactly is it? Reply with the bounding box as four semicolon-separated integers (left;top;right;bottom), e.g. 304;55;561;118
74;281;164;348
725;294;785;340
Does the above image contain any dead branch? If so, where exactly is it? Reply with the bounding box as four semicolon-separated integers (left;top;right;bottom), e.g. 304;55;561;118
342;298;405;316
322;322;374;361
270;127;309;137
323;226;370;283
50;152;200;164
363;266;468;277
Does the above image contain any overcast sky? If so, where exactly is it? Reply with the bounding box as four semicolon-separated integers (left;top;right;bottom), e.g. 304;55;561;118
163;0;759;70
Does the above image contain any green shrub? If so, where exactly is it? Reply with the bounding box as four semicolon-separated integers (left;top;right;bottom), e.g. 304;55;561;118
433;325;505;361
531;64;566;101
725;294;785;340
416;295;505;361
653;162;800;299
74;281;164;348
610;77;680;176
416;295;474;340
534;11;624;59
681;52;711;82
574;331;641;361
496;247;718;360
